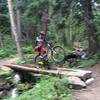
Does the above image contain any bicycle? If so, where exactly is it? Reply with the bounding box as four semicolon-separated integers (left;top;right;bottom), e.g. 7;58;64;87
34;42;65;66
65;47;87;67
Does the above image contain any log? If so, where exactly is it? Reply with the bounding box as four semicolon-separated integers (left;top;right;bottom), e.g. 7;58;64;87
56;67;91;73
5;64;60;76
5;64;92;80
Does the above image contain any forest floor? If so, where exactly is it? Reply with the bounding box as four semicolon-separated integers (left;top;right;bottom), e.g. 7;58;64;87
73;63;100;100
0;58;16;66
0;58;100;100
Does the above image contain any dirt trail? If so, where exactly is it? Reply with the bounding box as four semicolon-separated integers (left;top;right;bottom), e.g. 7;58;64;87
0;58;16;66
73;64;100;100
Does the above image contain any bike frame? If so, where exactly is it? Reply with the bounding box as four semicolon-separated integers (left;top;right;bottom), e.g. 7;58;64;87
43;43;53;60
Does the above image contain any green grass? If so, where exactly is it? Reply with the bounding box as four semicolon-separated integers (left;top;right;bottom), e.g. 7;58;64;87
78;59;97;68
0;69;13;76
7;76;72;100
78;54;100;68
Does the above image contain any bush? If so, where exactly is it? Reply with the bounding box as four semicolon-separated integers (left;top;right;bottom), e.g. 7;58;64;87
0;35;17;58
22;46;33;54
13;77;72;100
78;59;97;68
0;35;34;59
0;49;9;58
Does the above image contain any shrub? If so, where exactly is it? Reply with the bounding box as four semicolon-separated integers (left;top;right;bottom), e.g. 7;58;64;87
14;76;72;100
78;57;98;68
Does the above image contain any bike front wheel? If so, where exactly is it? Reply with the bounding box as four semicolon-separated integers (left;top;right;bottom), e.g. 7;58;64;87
52;46;65;63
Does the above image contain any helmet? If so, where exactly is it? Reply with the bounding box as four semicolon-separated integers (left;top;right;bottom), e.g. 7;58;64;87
40;31;45;35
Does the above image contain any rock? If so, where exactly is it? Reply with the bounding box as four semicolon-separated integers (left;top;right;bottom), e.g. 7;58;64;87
85;78;94;85
64;69;92;81
17;83;32;91
0;91;4;98
0;76;12;91
68;76;86;89
0;66;13;76
0;90;9;99
17;83;26;91
57;68;92;80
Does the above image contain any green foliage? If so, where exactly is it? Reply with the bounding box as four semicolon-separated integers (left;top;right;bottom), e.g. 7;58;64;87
0;35;34;59
22;46;33;54
0;35;17;58
0;69;12;76
16;52;35;64
0;49;9;58
78;59;97;68
94;10;100;41
1;0;100;44
0;68;14;85
0;0;100;61
0;0;9;34
12;76;72;100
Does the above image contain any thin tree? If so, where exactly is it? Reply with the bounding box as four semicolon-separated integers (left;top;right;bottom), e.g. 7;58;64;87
41;5;49;35
16;0;22;40
7;0;24;61
0;32;3;48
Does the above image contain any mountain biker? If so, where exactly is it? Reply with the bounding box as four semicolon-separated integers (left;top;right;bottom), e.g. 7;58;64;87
34;31;46;60
75;46;86;59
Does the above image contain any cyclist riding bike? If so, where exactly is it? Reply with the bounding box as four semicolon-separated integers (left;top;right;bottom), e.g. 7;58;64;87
34;31;65;66
34;31;46;64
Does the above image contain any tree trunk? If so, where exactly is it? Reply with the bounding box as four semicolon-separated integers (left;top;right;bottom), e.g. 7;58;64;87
16;0;22;41
0;32;3;48
16;8;22;40
80;0;100;54
7;0;24;61
41;6;49;35
60;29;67;46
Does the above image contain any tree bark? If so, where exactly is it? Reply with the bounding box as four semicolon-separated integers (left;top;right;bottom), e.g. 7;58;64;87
0;32;3;48
7;0;24;61
41;6;49;35
16;8;22;40
80;0;100;54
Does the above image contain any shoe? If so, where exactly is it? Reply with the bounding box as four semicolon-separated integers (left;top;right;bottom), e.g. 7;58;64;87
39;56;43;58
38;61;44;65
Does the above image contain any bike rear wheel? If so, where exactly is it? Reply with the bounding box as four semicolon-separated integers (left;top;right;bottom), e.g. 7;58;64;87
52;46;65;63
